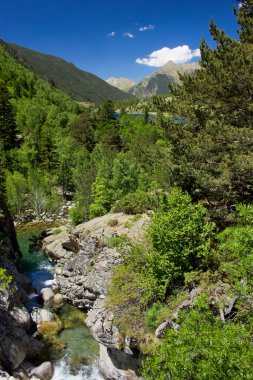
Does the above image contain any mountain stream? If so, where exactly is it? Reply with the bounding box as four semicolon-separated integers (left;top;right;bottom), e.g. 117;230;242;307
17;226;104;380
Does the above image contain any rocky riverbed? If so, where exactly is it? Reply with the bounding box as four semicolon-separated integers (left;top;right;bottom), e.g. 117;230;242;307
42;213;150;380
0;208;52;379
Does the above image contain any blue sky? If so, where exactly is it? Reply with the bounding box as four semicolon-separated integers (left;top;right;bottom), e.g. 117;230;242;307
0;0;240;82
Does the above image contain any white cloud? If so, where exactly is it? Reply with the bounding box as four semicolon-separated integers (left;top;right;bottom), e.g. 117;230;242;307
139;24;154;32
238;2;243;8
136;45;201;66
107;31;116;37
124;32;134;38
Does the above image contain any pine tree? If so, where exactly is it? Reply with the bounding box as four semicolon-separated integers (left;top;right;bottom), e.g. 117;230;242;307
166;1;253;209
0;84;16;151
236;0;253;43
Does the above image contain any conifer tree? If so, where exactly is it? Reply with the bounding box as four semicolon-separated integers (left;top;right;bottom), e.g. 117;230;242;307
0;84;16;151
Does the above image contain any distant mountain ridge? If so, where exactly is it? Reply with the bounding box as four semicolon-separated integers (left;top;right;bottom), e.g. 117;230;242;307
0;40;135;104
129;61;199;98
106;77;136;92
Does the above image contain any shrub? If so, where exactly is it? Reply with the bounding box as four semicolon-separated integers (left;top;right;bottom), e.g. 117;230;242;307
69;195;89;226
112;190;169;214
0;267;12;290
142;297;253;380
144;303;164;331
107;218;119;227
148;188;216;299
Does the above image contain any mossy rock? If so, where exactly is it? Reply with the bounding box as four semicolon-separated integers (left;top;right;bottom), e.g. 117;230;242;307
38;319;63;337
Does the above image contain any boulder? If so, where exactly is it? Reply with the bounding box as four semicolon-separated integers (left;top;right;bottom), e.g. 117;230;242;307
52;293;63;306
10;307;31;332
29;362;54;380
31;308;55;324
42;233;71;261
12;367;29;380
40;288;54;305
155;320;180;338
0;307;44;371
0;369;10;379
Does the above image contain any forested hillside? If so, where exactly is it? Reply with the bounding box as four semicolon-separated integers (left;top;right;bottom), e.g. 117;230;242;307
0;40;135;104
0;1;253;378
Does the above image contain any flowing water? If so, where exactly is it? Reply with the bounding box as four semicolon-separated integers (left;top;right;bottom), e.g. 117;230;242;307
17;226;104;380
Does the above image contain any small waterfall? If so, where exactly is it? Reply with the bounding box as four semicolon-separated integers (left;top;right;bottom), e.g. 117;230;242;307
52;358;103;380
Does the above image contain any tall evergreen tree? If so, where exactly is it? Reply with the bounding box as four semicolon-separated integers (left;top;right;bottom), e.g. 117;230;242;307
166;1;253;210
0;84;16;151
236;0;253;43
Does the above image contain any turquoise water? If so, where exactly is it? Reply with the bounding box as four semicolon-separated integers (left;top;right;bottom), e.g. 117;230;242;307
17;226;103;380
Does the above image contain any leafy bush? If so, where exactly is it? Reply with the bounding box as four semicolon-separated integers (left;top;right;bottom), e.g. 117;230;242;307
148;188;216;298
0;267;12;290
144;303;164;331
107;218;119;227
142;297;253;380
113;190;152;214
69;195;89;226
112;189;169;214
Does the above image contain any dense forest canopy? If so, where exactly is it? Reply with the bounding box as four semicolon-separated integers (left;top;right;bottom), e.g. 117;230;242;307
0;0;253;378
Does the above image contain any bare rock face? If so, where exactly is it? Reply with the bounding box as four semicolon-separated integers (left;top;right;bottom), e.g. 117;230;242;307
86;298;120;348
99;344;142;380
42;213;150;380
43;213;149;311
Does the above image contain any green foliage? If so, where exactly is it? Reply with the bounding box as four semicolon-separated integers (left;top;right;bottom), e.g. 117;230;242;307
142;297;253;380
236;203;253;225
69;195;89;226
107;218;119;227
90;153;150;218
6;171;27;214
107;235;128;249
144;303;164;331
236;0;253;43
0;267;12;290
148;188;215;298
113;190;159;214
0;83;17;151
1;40;134;104
165;1;253;211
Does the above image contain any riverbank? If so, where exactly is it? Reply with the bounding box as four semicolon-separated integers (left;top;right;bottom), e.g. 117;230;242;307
42;212;149;380
17;225;104;380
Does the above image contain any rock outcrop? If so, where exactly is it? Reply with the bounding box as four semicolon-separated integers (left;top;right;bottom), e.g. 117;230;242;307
43;212;149;380
0;307;44;371
0;200;54;379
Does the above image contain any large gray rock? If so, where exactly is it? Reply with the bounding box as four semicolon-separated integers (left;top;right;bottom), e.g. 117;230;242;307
52;293;64;306
29;362;54;380
86;298;120;349
42;232;76;261
0;307;44;371
99;344;142;380
40;288;54;305
31;308;55;324
10;307;31;332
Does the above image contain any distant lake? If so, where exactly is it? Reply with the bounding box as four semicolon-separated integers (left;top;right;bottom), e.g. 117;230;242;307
115;112;155;120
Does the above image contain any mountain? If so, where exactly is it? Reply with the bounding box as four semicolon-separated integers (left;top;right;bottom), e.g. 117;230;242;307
0;40;135;104
128;61;199;98
106;77;136;92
